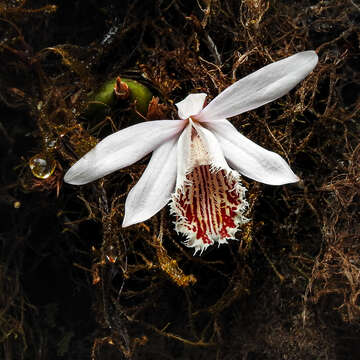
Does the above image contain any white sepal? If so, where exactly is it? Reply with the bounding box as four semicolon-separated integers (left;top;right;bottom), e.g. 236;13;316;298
175;93;207;120
122;136;178;227
204;119;300;185
196;51;318;122
64;119;186;185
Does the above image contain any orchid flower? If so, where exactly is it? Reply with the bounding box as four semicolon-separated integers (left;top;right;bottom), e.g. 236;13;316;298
64;51;318;254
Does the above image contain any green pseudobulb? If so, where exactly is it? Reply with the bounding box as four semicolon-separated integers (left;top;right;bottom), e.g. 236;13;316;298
87;77;153;119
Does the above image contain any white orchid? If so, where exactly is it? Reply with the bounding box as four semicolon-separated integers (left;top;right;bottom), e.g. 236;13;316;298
64;51;318;254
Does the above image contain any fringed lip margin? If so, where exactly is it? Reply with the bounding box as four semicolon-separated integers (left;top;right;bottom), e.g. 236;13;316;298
170;165;249;255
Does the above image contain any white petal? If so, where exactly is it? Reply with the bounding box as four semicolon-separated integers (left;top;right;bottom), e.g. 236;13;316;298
122;137;177;227
204;120;299;185
176;93;207;120
196;51;318;121
64;120;186;185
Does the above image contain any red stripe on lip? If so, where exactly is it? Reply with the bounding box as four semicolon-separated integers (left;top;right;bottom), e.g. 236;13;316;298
173;165;246;249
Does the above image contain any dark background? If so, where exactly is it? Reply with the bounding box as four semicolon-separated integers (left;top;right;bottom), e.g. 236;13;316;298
0;0;359;359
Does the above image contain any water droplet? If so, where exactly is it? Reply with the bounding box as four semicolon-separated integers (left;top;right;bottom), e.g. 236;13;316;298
29;154;56;179
13;201;21;209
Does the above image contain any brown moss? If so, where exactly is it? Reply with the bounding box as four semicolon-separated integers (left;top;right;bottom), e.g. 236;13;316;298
0;0;359;359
